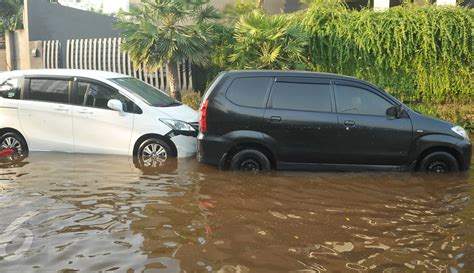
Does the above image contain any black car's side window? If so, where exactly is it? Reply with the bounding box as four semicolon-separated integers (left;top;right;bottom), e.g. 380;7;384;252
0;78;21;100
29;79;70;104
226;77;272;108
335;85;392;116
269;82;332;112
76;81;141;114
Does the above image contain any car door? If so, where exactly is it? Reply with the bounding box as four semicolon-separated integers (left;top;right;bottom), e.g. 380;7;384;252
72;79;136;155
18;77;74;152
334;80;412;165
262;77;339;163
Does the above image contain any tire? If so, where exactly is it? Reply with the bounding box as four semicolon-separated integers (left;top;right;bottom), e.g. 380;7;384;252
229;149;271;172
0;132;29;160
137;138;173;168
418;151;459;174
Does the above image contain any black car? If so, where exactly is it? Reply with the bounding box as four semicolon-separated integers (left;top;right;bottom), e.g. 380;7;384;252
197;70;471;173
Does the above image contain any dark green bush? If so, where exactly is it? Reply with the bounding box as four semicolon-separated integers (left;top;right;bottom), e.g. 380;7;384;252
302;2;473;103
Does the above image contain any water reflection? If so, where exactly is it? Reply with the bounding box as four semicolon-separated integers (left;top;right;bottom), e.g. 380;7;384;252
0;153;473;272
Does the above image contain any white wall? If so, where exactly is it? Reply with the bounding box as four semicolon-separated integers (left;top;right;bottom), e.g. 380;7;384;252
436;0;456;5
373;0;390;10
373;0;456;9
58;0;129;13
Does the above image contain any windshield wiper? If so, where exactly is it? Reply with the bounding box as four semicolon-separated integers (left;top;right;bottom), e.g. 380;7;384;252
156;101;182;107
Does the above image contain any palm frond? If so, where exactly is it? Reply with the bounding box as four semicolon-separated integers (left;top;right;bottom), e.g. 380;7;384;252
116;0;220;69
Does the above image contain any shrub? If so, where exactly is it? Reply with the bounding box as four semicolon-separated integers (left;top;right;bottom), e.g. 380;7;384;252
182;92;202;110
302;2;473;103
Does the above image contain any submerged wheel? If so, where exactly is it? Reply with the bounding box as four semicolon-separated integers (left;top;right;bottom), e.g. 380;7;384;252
229;149;271;172
419;151;459;174
0;132;28;159
137;138;172;168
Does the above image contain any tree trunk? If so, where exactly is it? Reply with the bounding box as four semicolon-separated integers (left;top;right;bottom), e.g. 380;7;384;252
166;60;181;101
257;0;264;9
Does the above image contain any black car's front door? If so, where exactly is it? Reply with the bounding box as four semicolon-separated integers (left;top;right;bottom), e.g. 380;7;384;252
334;80;413;166
263;77;340;164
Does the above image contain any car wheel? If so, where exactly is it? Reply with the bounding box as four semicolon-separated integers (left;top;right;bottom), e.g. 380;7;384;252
0;132;28;159
229;149;271;172
137;138;172;168
419;151;459;174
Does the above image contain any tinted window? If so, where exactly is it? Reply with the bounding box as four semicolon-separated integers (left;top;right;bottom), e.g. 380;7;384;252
29;79;69;103
76;81;140;114
0;78;21;99
226;77;271;108
335;85;392;116
270;82;332;112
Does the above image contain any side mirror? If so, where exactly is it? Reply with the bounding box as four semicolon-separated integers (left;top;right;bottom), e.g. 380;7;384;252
386;105;402;119
107;99;123;112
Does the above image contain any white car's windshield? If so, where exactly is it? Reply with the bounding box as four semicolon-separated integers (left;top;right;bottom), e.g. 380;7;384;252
111;77;180;107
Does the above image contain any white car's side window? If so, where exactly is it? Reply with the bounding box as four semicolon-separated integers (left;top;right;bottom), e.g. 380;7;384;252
76;81;141;114
29;79;69;104
0;78;21;100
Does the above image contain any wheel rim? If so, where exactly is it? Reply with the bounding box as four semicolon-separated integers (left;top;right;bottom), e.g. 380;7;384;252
427;160;449;173
240;158;261;171
1;137;23;155
140;143;167;168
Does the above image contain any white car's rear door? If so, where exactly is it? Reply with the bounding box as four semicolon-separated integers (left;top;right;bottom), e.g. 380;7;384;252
18;78;74;152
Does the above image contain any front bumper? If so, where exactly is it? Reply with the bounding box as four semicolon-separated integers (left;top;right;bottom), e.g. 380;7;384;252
170;135;197;158
458;139;472;171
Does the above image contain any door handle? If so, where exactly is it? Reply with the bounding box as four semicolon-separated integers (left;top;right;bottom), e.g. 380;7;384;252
53;106;69;112
344;120;356;127
269;116;282;123
78;109;93;114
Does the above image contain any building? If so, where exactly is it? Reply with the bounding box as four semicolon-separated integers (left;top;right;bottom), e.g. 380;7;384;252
3;0;121;71
129;0;141;8
2;0;193;92
57;0;130;14
130;0;463;13
1;0;470;72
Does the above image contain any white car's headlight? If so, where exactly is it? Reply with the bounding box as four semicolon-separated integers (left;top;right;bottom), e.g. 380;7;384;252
451;126;469;140
160;119;196;131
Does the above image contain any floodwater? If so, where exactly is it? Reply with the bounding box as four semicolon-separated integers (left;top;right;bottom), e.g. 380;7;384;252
0;153;473;273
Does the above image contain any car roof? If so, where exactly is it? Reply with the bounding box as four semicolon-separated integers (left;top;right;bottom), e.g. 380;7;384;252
0;69;128;80
224;70;364;81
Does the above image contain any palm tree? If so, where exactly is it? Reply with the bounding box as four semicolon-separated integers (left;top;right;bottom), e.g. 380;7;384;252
116;0;220;100
0;0;24;31
229;11;309;70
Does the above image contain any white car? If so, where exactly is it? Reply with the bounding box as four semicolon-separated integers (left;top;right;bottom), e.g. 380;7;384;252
0;69;198;167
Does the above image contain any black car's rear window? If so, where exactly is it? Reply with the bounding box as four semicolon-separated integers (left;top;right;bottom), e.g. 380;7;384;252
225;77;272;108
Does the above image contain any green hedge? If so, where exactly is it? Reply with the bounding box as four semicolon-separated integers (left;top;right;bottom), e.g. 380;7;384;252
209;2;473;104
301;2;473;103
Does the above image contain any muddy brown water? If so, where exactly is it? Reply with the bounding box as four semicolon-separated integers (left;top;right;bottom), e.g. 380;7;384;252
0;153;473;272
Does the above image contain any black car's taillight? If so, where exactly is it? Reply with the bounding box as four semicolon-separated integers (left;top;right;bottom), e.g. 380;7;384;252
199;99;209;133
